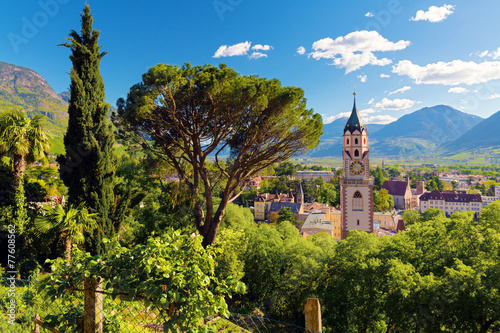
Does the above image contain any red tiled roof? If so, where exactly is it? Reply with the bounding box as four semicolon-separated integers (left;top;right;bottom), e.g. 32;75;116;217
255;193;294;202
303;202;327;212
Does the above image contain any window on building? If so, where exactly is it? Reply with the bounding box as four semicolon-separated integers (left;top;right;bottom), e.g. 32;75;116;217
363;138;366;144
357;219;360;225
347;138;349;145
353;191;363;211
355;138;359;145
354;149;359;157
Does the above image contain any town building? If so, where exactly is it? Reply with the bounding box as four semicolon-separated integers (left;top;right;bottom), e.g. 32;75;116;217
301;210;335;238
295;170;336;182
373;212;404;232
340;93;374;239
254;192;295;221
268;201;303;223
481;195;497;207
419;190;482;216
381;179;414;210
241;176;277;191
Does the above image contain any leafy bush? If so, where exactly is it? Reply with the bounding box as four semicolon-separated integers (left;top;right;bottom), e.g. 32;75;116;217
40;230;245;332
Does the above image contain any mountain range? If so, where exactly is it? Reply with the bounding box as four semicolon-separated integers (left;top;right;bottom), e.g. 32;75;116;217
0;61;68;154
1;61;499;158
310;105;489;157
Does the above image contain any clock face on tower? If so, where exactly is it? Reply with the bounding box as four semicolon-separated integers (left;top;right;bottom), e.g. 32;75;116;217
350;161;364;175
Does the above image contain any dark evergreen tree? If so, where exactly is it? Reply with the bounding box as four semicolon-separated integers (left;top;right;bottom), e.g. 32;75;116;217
57;5;115;255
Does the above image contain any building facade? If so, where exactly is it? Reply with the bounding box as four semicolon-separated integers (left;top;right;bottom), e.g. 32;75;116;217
295;170;336;182
340;93;374;239
381;180;414;210
254;192;295;220
419;190;482;216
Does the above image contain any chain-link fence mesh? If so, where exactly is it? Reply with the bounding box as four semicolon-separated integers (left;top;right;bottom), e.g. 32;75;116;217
1;277;320;333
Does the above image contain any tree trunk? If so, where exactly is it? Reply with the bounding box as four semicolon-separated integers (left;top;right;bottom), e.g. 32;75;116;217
480;319;495;333
201;209;225;248
13;154;26;189
64;234;72;265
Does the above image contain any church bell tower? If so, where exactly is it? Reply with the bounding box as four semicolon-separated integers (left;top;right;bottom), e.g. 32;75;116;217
340;93;374;239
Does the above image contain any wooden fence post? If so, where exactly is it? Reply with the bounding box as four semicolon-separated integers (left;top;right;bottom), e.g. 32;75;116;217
84;277;103;333
32;313;40;333
304;298;322;332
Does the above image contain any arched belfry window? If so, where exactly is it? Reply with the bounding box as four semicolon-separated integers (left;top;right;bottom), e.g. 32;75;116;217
353;191;363;211
347;138;350;145
355;138;359;145
354;149;359;157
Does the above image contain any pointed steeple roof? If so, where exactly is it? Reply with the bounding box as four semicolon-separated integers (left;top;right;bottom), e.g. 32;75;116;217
344;92;366;134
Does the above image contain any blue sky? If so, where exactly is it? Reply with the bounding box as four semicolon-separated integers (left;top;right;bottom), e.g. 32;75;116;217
2;0;500;124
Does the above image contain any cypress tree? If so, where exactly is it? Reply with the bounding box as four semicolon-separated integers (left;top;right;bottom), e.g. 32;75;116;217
57;5;115;255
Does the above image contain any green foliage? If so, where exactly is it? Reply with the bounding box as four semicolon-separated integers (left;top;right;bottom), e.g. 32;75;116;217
115;62;322;246
276;207;297;225
426;176;444;191
24;181;47;202
223;219;336;323
317;181;339;207
41;231;245;332
479;200;500;231
35;204;97;262
0;162;14;207
320;213;500;332
274;161;296;177
13;182;28;235
25;165;67;196
57;5;115;255
422;207;446;222
402;209;422;226
370;166;388;191
0;109;50;187
373;188;394;212
18;258;41;279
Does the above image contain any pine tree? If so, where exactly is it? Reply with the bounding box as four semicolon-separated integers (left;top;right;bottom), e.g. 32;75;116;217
57;5;115;255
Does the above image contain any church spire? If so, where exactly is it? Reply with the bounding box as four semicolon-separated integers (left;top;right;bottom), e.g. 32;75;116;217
344;92;366;134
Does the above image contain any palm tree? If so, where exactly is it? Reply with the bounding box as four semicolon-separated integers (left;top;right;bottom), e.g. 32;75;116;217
35;204;97;264
0;110;51;188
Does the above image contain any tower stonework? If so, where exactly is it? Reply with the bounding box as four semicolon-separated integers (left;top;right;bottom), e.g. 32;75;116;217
340;93;374;239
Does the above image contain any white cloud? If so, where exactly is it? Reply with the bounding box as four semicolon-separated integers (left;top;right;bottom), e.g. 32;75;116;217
249;52;267;59
297;46;306;55
368;98;375;104
374;98;417;110
310;30;410;73
365;12;374;17
324;111;396;125
380;73;390;78
488;93;500;99
364;115;397;125
252;44;272;51
410;4;455;23
323;112;350;124
357;74;367;83
388;86;411;95
393;59;500;85
359;108;376;116
213;41;251;58
448;87;469;94
479;47;500;60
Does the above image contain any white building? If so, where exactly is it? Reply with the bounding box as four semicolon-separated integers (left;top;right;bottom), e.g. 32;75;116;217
295;170;335;182
419;190;482;216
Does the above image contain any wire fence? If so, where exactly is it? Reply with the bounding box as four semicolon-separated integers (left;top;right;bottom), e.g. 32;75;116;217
0;277;321;333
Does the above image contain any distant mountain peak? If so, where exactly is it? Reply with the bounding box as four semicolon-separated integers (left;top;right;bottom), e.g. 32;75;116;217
0;61;66;103
310;104;484;157
0;61;69;154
